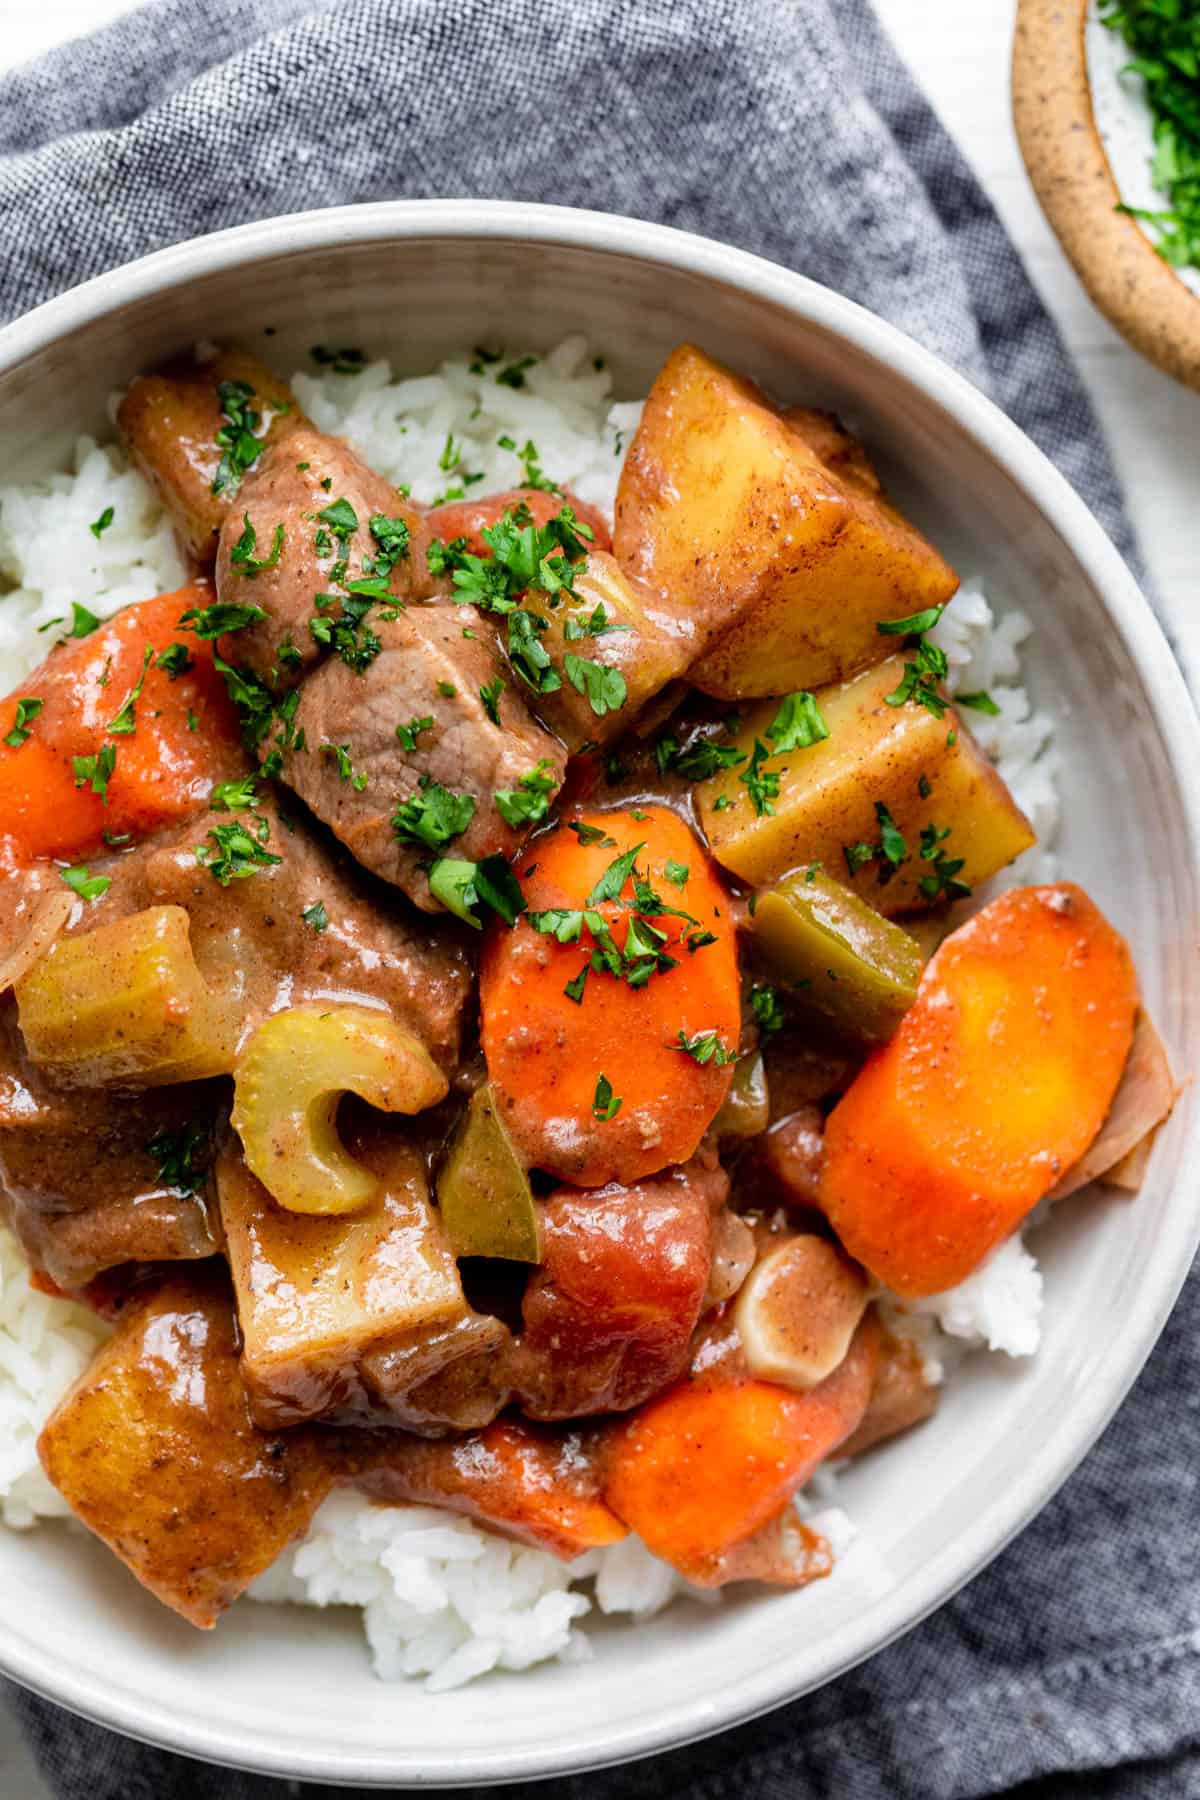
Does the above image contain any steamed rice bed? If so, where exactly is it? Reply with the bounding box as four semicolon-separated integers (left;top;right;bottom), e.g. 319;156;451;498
0;337;1057;1687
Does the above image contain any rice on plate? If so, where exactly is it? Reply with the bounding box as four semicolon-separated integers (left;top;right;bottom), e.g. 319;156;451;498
0;337;1060;1689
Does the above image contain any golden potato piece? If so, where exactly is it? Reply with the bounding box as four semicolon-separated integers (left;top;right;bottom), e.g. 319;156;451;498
696;657;1035;912
614;345;957;699
117;350;302;562
218;1119;494;1428
533;552;690;747
37;1267;337;1628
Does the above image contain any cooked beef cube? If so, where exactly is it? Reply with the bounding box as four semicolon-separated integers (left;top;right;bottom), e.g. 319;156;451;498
73;793;472;1072
117;351;302;563
0;999;220;1288
217;1120;512;1431
37;1265;339;1628
511;1157;727;1419
214;426;442;688
276;606;567;910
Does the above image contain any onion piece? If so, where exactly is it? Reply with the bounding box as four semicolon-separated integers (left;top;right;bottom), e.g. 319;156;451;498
734;1233;869;1391
0;890;72;994
1049;1010;1177;1201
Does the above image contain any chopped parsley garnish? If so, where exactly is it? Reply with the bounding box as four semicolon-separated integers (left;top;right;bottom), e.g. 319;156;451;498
496;355;536;389
592;1074;622;1121
195;814;282;884
309;593;381;673
428;854;526;928
955;690;1001;716
302;901;329;933
438;433;461;473
229;513;285;576
739;739;781;817
587;843;644;905
569;821;617;847
563;653;627;718
495;760;558;828
311;344;366;374
89;506;114;540
1101;0;1200;270
878;606;950;719
917;822;972;902
367;513;411;577
4;697;42;748
496;433;559;493
212;379;267;497
67;602;101;638
843;802;908;885
396;714;435;751
562;601;631;641
317;497;359;537
322;742;369;791
186;709;199;732
750;984;786;1036
145;1121;209;1196
437;680;457;698
72;743;117;802
210;773;260;810
106;646;153;736
766;690;829;752
427;505;593;630
180;599;267;640
506;608;561;693
663;859;689;888
655;731;747;781
480;676;505;725
392;779;476;851
60;864;109;901
155;641;194;679
469;345;502;374
671;1029;738;1066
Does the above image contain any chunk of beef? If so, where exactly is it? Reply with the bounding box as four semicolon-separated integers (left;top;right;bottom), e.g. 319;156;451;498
214;426;442;688
277;606;567;910
38;1266;339;1628
217;1120;513;1432
0;998;221;1288
77;793;473;1071
117;351;302;563
511;1157;727;1420
352;1419;624;1559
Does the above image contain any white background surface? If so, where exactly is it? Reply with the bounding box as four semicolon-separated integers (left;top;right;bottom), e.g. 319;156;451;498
0;0;1197;1792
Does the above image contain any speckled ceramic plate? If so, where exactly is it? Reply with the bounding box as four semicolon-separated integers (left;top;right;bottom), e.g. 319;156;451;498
1013;0;1200;390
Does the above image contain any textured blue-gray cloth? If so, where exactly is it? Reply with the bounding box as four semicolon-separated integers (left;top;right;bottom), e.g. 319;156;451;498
1;0;1196;1795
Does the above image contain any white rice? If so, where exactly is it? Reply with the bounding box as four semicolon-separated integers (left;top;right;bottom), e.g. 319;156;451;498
0;339;1058;1684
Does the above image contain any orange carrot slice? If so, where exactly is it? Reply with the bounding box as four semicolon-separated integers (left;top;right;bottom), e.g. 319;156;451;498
0;586;245;864
819;883;1138;1297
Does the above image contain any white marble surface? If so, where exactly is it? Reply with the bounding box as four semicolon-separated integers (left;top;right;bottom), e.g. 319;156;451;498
0;0;1197;1792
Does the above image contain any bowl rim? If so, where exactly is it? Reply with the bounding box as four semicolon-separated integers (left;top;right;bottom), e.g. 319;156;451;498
1;197;1198;1789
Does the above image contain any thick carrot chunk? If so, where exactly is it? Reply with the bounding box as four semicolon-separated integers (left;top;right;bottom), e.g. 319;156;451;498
819;884;1138;1296
480;806;741;1185
602;1321;877;1582
0;586;245;864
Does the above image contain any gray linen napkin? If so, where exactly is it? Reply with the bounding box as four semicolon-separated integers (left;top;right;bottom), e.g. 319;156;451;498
2;1;1196;1795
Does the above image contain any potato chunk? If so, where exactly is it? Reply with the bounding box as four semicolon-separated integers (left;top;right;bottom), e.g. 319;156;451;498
696;658;1035;911
37;1267;336;1628
614;345;957;699
217;1119;499;1428
117;350;301;562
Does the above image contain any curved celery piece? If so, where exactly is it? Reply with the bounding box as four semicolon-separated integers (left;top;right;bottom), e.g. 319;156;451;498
15;904;238;1086
436;1083;542;1263
713;1050;769;1141
232;1004;448;1216
752;868;922;1042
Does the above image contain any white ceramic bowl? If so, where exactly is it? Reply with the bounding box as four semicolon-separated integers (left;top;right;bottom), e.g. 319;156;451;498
0;200;1197;1788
